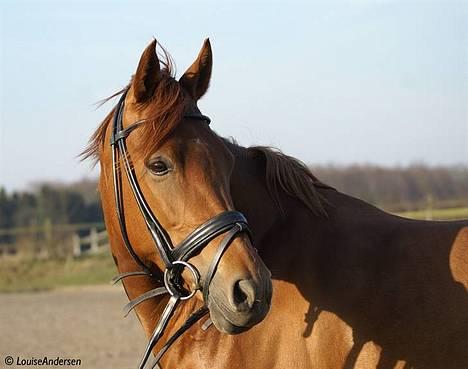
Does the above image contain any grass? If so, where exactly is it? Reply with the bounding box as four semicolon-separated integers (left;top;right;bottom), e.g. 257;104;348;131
0;251;117;293
396;207;468;221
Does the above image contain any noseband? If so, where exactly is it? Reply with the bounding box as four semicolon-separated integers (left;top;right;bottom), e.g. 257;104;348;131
110;90;251;369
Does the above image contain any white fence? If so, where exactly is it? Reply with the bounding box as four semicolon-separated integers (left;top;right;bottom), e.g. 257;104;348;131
72;227;109;257
0;222;108;259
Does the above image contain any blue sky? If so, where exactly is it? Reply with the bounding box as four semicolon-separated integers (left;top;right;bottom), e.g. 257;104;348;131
1;0;467;191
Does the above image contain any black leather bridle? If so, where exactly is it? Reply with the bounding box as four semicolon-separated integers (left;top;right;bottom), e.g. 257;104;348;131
110;90;251;369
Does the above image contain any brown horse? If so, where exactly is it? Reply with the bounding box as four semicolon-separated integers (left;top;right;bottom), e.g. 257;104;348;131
85;39;468;369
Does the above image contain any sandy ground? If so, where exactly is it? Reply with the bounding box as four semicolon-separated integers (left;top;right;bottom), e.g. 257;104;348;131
0;285;146;369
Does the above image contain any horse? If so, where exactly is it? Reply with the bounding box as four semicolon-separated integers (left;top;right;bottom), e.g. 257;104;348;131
84;39;468;369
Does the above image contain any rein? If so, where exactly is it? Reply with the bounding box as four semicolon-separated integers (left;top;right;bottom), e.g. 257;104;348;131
110;90;251;369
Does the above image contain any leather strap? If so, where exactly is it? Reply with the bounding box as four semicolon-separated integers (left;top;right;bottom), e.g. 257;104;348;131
112;90;174;269
149;307;209;369
123;287;168;317
173;211;248;261
203;224;244;303
112;146;154;274
184;113;211;124
112;271;151;284
138;295;180;369
110;120;145;145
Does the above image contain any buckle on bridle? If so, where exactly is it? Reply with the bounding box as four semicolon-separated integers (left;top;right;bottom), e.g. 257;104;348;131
163;261;200;301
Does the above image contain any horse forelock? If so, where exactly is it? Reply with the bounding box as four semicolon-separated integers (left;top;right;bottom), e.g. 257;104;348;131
81;46;187;165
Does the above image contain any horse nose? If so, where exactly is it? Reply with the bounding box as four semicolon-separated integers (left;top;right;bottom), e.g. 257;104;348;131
231;279;256;312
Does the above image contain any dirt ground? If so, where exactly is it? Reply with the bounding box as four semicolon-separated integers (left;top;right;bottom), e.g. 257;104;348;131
0;285;146;369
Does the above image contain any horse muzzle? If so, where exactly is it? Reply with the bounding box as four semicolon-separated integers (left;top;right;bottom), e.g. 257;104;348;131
206;265;272;334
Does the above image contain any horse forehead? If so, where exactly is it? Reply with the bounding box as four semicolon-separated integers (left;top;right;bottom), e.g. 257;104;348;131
167;123;227;165
170;136;209;152
171;123;213;150
188;137;204;145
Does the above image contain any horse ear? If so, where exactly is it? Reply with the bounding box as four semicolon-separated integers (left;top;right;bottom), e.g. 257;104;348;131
179;38;212;100
131;39;161;103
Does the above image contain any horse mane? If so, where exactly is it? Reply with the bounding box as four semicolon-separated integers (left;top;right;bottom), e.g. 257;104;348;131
81;46;186;164
246;146;330;217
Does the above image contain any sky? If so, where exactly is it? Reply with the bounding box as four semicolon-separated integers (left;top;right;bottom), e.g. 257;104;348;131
0;0;467;191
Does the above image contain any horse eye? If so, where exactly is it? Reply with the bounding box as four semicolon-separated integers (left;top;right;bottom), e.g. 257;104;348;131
148;160;170;176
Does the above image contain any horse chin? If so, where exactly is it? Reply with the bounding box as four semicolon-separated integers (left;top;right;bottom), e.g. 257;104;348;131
207;297;271;335
210;313;250;335
208;302;251;334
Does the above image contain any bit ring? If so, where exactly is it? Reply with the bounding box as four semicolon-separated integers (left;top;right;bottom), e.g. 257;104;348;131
164;261;200;301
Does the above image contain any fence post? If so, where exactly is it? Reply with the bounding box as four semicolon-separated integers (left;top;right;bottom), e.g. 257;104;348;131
90;227;99;253
72;233;81;257
425;194;433;221
43;218;52;259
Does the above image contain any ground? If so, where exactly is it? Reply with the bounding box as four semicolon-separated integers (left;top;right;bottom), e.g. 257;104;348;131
0;285;145;369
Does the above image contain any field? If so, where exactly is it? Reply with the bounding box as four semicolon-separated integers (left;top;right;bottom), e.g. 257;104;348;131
0;252;116;293
0;285;145;369
396;207;468;221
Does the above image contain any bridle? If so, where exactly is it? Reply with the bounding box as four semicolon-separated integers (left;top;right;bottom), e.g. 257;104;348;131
109;89;251;369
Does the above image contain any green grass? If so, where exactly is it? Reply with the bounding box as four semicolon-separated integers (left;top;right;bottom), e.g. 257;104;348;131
396;207;468;221
0;251;117;293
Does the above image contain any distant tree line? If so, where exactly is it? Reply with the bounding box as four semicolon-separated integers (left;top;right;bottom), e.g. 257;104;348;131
0;179;102;231
0;179;102;256
1;164;467;233
312;164;468;212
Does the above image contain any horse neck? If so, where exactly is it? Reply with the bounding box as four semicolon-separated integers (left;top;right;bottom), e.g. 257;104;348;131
228;143;283;250
227;143;316;273
228;142;390;298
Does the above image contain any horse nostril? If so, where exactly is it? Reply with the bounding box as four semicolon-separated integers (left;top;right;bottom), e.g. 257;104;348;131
232;279;256;312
